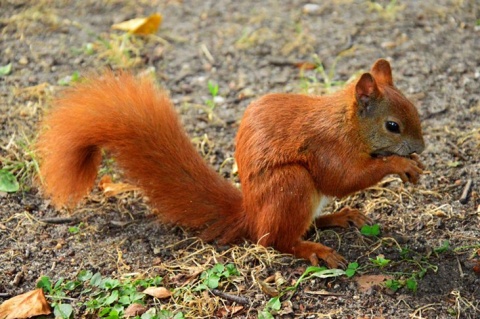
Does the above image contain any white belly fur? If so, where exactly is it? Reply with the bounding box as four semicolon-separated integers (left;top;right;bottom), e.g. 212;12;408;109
312;195;332;219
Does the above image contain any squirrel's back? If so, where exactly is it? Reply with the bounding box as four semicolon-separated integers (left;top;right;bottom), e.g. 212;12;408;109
37;72;243;238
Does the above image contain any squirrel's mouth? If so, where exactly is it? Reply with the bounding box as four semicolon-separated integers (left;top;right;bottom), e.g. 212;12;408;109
370;150;395;157
371;150;417;158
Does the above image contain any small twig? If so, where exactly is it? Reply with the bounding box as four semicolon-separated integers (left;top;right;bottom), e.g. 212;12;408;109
459;179;473;204
211;289;250;305
456;256;465;278
40;217;78;224
446;140;468;161
304;289;345;297
200;43;215;64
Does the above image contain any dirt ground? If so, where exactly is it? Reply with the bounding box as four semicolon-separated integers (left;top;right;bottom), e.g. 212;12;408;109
1;0;479;318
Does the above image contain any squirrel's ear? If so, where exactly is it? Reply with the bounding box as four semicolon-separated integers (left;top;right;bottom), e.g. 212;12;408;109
370;59;393;86
355;73;378;111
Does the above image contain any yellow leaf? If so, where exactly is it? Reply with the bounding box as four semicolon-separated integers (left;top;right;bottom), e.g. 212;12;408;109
0;289;51;319
143;287;172;299
98;175;140;197
112;13;162;35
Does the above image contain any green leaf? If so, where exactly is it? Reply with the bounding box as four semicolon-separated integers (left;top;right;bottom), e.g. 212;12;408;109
130;291;146;302
78;270;93;281
118;295;130;305
0;169;20;192
54;303;73;319
434;240;450;253
104;278;120;290
370;256;390;267
99;307;111;317
225;263;240;276
447;161;462;168
345;264;359;278
152;276;163;286
206;274;220;289
173;312;185;319
266;296;281;311
68;226;80;234
345;268;356;278
258;310;274;319
90;272;103;287
406;278;418;292
37;276;53;293
0;63;12;76
212;263;225;273
54;277;65;290
104;290;119;305
208;80;219;97
385;279;400;292
64;280;79;290
106;308;119;319
361;224;380;236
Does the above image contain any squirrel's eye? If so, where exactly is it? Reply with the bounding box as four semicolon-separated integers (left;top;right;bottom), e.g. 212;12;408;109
386;121;400;134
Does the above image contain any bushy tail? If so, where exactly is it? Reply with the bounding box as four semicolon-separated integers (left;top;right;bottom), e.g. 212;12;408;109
36;71;244;238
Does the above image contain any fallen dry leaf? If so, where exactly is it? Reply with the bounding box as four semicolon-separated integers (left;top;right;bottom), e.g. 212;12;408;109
0;288;51;319
98;175;140;197
293;61;317;70
143;287;172;299
216;305;243;318
355;274;392;293
256;277;279;297
112;13;162;35
473;260;480;275
124;303;147;317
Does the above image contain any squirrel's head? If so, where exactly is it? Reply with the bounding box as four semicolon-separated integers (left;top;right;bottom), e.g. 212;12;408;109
355;59;425;157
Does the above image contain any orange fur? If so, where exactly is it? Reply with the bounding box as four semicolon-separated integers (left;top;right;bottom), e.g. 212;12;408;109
36;72;243;241
37;60;425;268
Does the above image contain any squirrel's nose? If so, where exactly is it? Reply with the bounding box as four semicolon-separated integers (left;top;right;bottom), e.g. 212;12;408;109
411;138;425;155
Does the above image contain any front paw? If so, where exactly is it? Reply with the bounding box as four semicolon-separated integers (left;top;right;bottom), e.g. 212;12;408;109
293;241;347;269
393;155;424;184
315;207;371;229
410;153;425;170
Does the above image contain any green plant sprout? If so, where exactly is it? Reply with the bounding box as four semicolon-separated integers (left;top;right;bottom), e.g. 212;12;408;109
299;54;347;94
37;270;175;319
361;224;381;236
258;296;281;319
0;136;40;192
434;240;450;254
345;262;359;278
58;71;80;86
370;255;391;268
368;0;405;20
206;80;219;110
194;263;240;291
260;266;345;317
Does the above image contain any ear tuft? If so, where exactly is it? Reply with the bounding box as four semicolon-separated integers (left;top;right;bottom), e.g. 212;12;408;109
371;59;393;86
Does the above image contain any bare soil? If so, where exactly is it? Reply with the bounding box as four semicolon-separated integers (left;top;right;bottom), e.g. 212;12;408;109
1;0;479;318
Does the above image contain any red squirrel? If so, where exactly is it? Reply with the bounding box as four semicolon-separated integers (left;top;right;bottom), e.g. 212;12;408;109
36;59;425;268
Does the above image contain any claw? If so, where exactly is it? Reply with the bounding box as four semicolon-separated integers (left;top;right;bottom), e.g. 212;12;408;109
309;253;319;266
293;241;348;269
410;153;425;170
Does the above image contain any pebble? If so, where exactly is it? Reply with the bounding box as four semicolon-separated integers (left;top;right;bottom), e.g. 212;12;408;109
213;95;225;105
303;4;322;15
19;56;29;65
